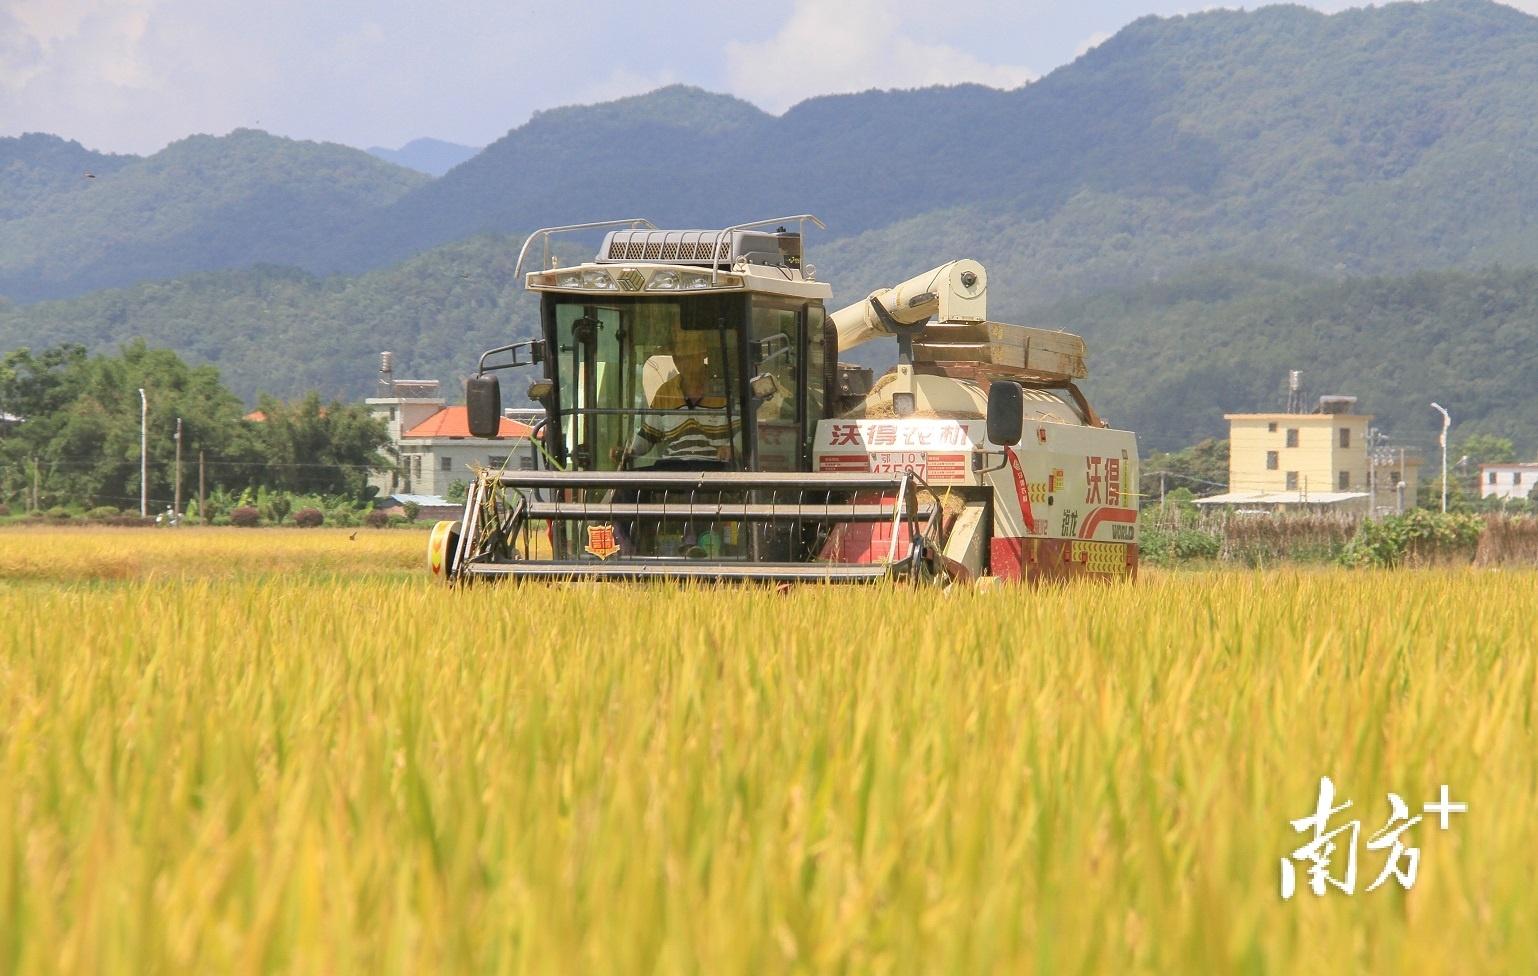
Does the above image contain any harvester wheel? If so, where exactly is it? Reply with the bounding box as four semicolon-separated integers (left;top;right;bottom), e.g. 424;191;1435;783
427;520;462;582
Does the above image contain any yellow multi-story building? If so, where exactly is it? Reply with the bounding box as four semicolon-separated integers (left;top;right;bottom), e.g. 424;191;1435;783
1228;404;1371;497
1196;395;1420;513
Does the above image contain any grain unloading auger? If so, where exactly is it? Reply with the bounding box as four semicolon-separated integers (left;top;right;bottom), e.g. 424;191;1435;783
428;216;1141;584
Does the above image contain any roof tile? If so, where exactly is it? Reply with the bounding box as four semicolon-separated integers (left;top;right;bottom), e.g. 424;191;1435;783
402;406;530;440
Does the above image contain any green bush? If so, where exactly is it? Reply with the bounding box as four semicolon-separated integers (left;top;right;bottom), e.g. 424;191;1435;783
326;508;361;528
402;501;421;522
1138;509;1222;566
86;506;119;519
262;493;293;525
364;509;390;529
45;506;71;520
1341;510;1484;568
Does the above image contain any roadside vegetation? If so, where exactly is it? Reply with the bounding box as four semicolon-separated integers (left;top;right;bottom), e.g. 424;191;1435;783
0;342;391;515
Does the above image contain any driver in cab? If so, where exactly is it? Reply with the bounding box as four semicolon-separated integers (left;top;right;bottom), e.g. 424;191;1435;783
618;330;737;466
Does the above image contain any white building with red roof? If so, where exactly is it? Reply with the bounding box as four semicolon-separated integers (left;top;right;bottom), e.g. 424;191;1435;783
365;360;536;499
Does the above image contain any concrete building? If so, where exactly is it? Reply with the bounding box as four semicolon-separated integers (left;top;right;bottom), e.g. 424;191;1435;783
365;354;535;499
1197;394;1420;513
1480;463;1538;502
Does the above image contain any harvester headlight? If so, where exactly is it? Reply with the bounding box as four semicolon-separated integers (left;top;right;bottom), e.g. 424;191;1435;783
581;270;616;290
648;270;680;290
681;271;713;289
556;272;582;288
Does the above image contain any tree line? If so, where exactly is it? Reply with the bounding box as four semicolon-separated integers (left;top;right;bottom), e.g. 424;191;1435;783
0;341;390;513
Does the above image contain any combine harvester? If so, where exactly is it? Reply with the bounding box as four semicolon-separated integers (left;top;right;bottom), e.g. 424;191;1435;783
428;216;1138;584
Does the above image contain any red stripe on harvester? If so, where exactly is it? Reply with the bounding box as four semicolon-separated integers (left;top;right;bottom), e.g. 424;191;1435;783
1078;506;1136;539
1004;448;1036;534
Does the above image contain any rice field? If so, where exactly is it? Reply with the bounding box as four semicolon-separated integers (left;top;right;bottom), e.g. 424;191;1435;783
2;526;1535;974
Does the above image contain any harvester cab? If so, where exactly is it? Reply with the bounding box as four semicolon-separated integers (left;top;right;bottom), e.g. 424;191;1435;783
428;215;1140;584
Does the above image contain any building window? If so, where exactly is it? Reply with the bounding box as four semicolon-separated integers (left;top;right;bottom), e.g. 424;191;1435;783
1266;451;1279;470
1286;429;1299;448
440;455;452;472
1268;422;1278;433
1390;470;1401;484
1516;472;1524;485
488;455;508;469
1286;471;1299;490
1339;428;1351;448
519;454;535;471
1338;471;1350;491
1489;471;1498;485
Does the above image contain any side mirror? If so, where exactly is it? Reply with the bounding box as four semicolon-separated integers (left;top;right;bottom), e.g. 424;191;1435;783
986;381;1023;446
466;373;502;439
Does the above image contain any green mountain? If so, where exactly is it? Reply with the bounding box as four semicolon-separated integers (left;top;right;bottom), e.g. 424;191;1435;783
0;130;427;302
5;0;1538;453
0;235;534;404
0;133;136;220
332;0;1538;305
8;1;1538;304
365;138;481;177
3;245;1534;458
1051;264;1538;454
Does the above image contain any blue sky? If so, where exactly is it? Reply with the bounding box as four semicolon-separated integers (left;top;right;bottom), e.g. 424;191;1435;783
2;0;1535;155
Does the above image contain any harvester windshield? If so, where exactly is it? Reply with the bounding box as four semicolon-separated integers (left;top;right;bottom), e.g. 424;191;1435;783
547;294;746;472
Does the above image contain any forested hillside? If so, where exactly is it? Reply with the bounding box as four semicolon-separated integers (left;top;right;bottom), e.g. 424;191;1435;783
4;247;1535;456
0;131;427;302
337;0;1538;303
0;236;534;403
4;0;1538;452
3;1;1538;305
1058;265;1538;453
0;134;136;220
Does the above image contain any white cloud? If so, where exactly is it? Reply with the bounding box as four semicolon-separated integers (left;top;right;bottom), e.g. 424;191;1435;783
0;0;165;96
723;0;1035;113
0;0;192;151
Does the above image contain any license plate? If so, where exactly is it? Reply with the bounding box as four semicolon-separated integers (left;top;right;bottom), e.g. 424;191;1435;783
868;452;927;476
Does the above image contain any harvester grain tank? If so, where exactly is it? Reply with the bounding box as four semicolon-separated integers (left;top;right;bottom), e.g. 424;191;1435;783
427;216;1138;583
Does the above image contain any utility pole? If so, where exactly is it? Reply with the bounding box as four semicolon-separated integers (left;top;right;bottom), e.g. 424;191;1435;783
31;456;39;512
1398;447;1406;514
174;417;183;516
1368;426;1378;515
138;388;148;518
1431;402;1450;513
199;450;207;525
